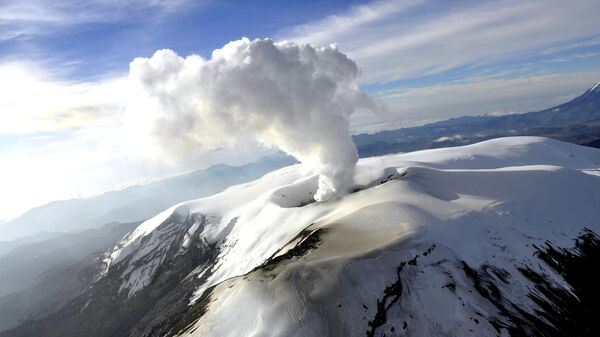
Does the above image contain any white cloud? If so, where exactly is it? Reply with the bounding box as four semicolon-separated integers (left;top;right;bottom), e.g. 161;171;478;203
434;135;463;143
0;0;199;41
281;0;600;84
0;31;377;216
125;38;374;201
282;0;424;48
2;0;193;23
0;62;128;134
545;51;600;63
542;35;600;55
0;124;273;222
371;71;600;128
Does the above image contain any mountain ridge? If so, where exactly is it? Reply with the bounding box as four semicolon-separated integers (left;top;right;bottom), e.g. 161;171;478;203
0;155;294;242
354;80;600;156
3;136;599;337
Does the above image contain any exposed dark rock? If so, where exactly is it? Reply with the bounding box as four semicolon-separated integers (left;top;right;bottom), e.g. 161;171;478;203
258;228;323;273
365;245;436;337
460;228;600;337
0;213;219;337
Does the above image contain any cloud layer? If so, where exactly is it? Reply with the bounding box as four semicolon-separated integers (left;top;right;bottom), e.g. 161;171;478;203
0;62;127;134
373;71;600;128
282;0;600;84
125;38;373;201
0;0;195;42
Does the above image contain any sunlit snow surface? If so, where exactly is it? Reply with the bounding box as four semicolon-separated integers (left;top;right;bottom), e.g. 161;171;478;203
104;137;600;336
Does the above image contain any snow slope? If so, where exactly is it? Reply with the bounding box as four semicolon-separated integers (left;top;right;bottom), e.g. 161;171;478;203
102;136;600;337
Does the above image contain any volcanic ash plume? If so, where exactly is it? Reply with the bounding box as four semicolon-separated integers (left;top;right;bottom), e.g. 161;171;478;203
125;38;373;201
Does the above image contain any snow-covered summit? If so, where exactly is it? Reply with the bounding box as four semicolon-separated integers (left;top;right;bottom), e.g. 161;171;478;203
104;137;598;293
98;136;600;337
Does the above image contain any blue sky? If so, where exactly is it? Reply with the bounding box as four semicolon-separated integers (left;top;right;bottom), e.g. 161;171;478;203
1;1;363;80
1;0;600;220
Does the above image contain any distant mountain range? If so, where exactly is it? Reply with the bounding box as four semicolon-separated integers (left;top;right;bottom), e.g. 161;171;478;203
0;155;294;243
0;222;138;330
354;80;600;156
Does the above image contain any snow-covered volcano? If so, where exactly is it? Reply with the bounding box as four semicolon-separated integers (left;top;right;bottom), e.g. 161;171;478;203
103;136;600;337
4;137;599;337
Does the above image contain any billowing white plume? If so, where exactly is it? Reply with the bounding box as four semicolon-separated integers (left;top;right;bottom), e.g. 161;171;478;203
125;38;373;201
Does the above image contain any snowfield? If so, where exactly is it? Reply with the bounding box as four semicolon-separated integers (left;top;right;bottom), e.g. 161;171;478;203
103;136;600;337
